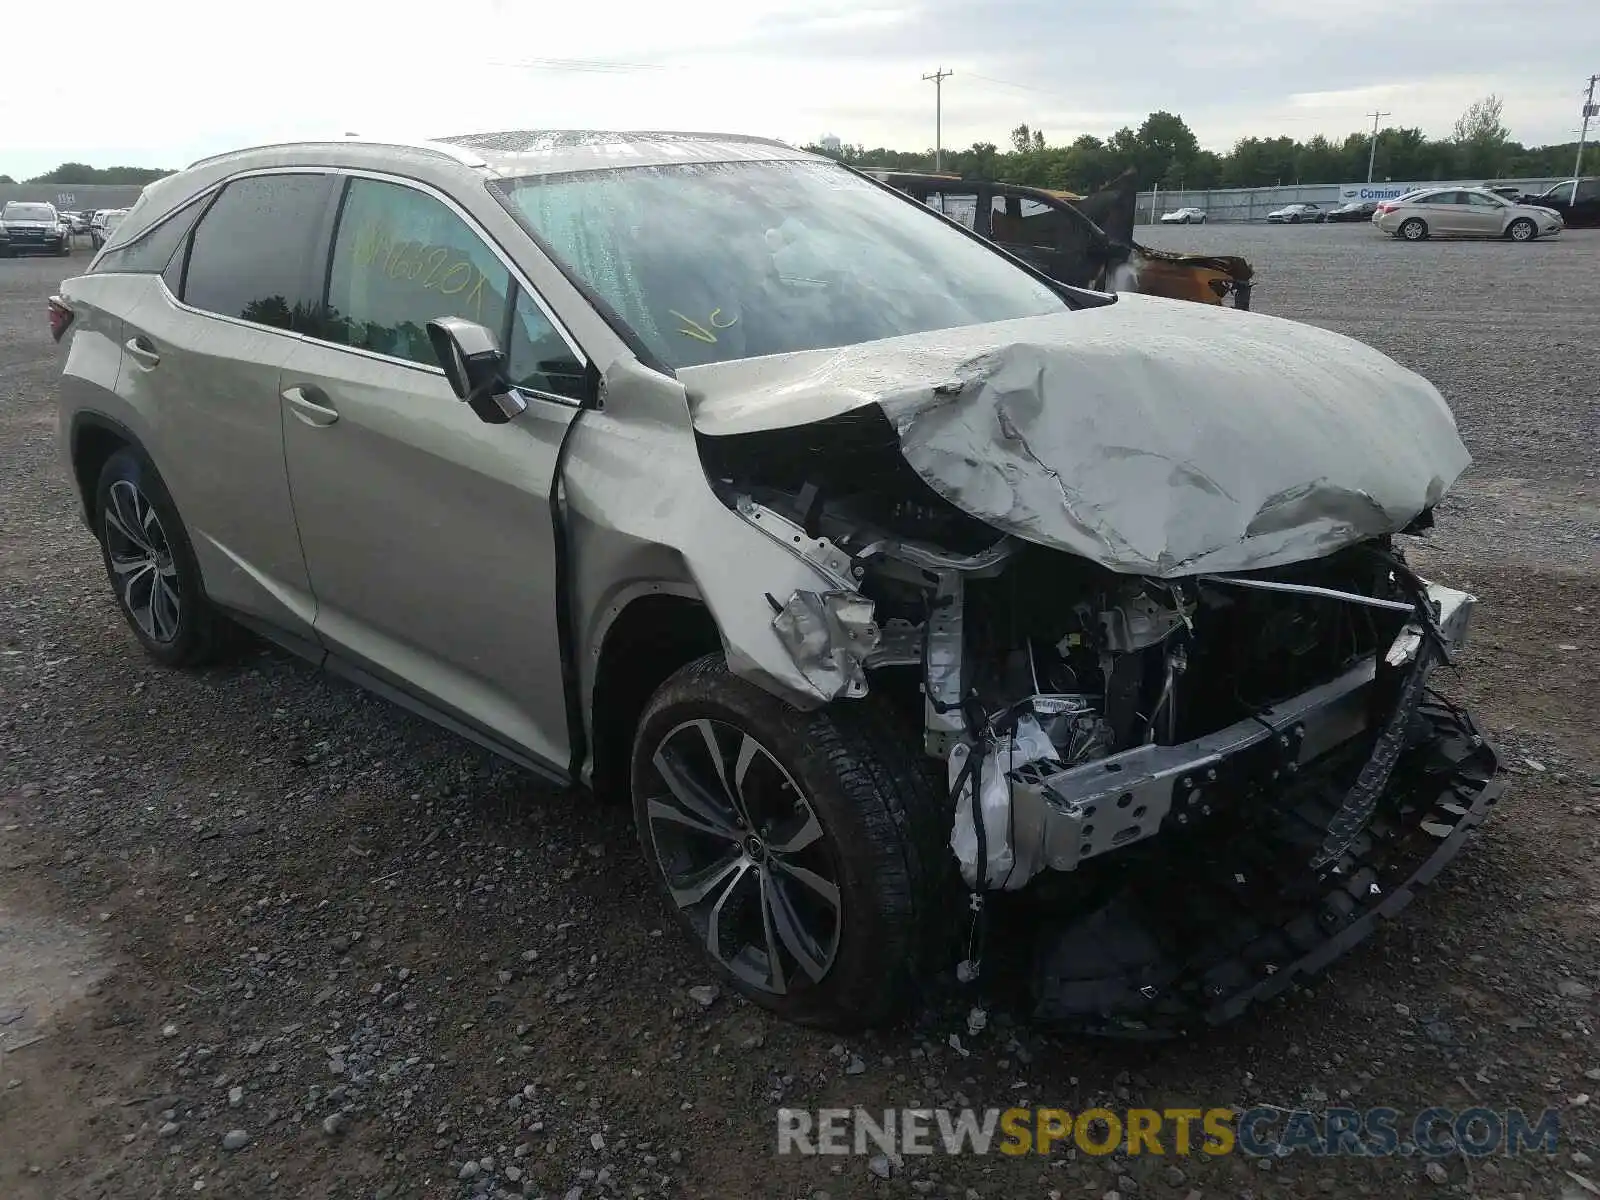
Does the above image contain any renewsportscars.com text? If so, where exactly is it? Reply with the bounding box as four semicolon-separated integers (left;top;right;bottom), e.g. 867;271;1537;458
776;1106;1561;1159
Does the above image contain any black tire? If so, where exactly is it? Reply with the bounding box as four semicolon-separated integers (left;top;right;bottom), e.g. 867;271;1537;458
93;445;231;667
1507;218;1537;242
631;654;949;1030
1399;217;1428;241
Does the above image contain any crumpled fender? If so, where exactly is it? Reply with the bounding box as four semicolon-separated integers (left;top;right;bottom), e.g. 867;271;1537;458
565;358;857;721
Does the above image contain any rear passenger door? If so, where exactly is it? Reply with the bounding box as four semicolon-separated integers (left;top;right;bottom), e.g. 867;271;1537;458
118;171;337;642
278;173;588;774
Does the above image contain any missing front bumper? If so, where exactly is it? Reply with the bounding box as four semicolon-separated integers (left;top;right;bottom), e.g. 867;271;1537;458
988;584;1477;884
1031;696;1503;1035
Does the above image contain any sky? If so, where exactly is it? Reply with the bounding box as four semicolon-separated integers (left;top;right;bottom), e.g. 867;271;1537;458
1;0;1593;180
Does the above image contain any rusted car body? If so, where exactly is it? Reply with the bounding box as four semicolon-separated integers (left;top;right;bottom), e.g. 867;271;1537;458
869;168;1254;309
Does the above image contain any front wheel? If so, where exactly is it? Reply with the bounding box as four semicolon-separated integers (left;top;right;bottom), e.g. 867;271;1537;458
631;655;948;1029
1507;218;1537;242
1399;217;1428;241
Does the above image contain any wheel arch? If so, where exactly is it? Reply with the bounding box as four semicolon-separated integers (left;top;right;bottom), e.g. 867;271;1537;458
69;411;141;529
587;586;724;800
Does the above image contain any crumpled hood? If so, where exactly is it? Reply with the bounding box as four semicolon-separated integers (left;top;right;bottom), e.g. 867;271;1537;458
681;293;1470;577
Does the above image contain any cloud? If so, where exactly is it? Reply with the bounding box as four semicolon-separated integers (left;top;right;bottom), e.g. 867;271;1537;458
0;0;1589;178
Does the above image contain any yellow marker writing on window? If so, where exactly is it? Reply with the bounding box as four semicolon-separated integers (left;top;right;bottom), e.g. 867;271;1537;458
671;308;738;344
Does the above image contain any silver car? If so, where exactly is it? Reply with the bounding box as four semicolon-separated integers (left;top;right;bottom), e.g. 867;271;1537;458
50;131;1503;1033
1372;186;1563;241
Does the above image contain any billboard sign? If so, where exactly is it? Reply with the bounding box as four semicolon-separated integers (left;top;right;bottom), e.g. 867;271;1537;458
1337;181;1453;202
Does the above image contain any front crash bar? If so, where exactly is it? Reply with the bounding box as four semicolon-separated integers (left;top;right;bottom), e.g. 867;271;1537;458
999;585;1476;880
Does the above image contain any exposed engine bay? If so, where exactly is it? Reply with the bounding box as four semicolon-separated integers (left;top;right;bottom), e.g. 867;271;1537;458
698;405;1500;1033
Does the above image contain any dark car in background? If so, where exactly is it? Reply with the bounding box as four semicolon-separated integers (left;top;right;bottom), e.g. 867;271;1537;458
1325;200;1377;223
1516;178;1600;228
1;201;72;256
869;170;1254;308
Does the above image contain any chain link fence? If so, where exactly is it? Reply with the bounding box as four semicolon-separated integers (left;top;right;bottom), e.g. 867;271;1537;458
1135;178;1569;224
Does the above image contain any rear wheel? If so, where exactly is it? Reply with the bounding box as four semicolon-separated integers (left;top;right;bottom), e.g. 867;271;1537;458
631;655;948;1029
94;446;231;667
1507;218;1537;242
1399;217;1428;241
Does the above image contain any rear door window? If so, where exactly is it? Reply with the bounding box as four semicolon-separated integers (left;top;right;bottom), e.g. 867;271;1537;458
180;173;335;331
992;195;1060;247
924;192;977;230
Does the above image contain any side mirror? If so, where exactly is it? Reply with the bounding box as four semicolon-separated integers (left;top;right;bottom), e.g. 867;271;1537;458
425;317;528;425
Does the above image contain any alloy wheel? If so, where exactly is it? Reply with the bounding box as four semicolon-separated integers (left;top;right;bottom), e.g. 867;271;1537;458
644;718;842;994
103;478;181;643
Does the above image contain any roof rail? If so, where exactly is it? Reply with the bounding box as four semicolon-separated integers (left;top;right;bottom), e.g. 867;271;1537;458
185;135;489;171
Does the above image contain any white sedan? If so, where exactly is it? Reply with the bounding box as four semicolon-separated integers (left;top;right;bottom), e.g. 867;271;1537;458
1159;206;1207;224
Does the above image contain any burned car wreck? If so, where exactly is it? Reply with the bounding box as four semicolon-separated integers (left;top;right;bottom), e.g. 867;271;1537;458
685;294;1502;1035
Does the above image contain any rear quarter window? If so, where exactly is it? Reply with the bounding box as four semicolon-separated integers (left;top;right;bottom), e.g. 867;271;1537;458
91;194;209;276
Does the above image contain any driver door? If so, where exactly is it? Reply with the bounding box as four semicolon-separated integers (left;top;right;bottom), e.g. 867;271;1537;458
1460;191;1506;235
279;174;589;773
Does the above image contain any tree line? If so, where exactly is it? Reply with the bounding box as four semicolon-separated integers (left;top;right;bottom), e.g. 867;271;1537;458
0;163;174;186
805;96;1582;194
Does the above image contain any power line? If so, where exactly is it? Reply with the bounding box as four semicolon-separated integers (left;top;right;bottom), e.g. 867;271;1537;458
486;57;667;74
922;68;953;172
962;72;1082;103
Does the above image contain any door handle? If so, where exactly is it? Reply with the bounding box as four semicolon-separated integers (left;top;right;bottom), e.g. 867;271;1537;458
283;385;340;427
125;336;160;368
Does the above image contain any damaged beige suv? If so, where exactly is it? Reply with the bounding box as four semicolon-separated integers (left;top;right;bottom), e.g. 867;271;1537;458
52;131;1503;1035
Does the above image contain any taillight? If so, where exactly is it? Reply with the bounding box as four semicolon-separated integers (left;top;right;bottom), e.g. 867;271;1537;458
1375;203;1396;214
48;295;74;342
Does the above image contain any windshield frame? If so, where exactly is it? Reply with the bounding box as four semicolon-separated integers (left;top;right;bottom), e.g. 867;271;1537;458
486;157;1109;377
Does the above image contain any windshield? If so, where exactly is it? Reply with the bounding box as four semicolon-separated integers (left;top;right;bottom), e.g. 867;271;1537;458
494;159;1066;369
3;203;56;222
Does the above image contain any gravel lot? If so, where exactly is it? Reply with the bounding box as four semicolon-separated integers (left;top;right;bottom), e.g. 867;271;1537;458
2;224;1598;1200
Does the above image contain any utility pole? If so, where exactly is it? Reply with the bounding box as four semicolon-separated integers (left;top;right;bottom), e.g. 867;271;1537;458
922;68;952;172
1366;110;1391;183
1574;74;1599;202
